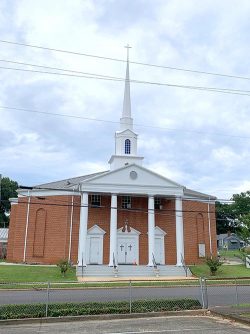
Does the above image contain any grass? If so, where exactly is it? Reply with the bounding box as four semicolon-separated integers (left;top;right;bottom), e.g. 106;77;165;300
0;263;249;289
218;249;243;259
0;265;77;283
190;264;250;278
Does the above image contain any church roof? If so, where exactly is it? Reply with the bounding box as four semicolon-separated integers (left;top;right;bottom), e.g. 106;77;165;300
33;171;108;190
184;188;216;200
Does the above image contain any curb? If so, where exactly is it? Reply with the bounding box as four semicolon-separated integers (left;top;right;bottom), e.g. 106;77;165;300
210;310;250;327
0;309;207;326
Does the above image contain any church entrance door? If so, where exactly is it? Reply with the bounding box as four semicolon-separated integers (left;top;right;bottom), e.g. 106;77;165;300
89;237;100;264
117;238;136;264
155;237;164;264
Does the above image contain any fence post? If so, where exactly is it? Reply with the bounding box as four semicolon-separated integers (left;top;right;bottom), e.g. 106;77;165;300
199;277;208;309
199;277;205;309
129;280;132;314
45;281;50;317
203;277;208;308
235;278;239;306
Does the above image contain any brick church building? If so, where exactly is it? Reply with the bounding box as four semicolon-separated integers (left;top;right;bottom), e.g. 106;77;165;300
7;50;217;278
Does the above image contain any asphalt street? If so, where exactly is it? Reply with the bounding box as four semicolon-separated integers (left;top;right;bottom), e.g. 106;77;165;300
0;285;249;307
0;316;249;333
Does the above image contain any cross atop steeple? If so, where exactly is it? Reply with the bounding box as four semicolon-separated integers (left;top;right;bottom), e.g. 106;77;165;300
124;44;132;61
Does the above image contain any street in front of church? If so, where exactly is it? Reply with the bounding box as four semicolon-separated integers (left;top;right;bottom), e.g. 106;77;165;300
0;285;250;307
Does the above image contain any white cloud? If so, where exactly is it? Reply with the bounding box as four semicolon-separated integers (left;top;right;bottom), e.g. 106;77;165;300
0;0;250;199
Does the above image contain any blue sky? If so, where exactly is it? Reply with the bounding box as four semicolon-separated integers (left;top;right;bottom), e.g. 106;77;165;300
1;0;250;199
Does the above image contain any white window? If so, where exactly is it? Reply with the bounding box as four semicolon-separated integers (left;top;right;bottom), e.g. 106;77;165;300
122;196;131;209
91;194;101;207
125;139;131;154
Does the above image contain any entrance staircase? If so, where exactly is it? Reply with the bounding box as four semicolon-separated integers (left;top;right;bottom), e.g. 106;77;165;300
76;265;191;278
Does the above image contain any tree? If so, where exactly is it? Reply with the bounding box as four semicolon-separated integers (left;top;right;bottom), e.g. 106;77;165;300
0;176;18;225
216;201;239;234
216;191;250;243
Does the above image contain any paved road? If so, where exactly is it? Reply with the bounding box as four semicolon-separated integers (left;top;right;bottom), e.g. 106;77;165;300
0;316;249;333
0;285;249;307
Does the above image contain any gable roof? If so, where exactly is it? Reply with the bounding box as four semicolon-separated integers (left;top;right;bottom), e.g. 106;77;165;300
31;171;108;190
82;163;184;188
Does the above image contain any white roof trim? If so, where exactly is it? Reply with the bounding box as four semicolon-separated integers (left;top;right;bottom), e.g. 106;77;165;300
155;226;167;236
87;225;106;235
81;163;184;188
117;226;141;235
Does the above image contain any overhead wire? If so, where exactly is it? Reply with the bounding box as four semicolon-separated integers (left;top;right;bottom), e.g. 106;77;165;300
0;64;250;97
1;39;250;81
1;105;250;140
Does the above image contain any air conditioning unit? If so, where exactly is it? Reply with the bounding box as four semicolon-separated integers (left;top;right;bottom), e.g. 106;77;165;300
159;205;163;210
126;203;131;209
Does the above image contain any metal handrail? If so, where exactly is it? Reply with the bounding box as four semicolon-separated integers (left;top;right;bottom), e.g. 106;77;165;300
181;254;188;277
113;252;117;269
152;253;158;270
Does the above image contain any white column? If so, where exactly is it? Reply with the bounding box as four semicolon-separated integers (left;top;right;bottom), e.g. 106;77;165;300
78;192;88;267
147;196;155;266
109;194;118;266
175;197;184;266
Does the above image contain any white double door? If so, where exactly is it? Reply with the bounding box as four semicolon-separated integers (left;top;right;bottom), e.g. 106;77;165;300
117;237;137;264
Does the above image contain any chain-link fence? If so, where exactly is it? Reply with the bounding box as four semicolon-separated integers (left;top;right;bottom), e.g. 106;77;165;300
0;278;249;319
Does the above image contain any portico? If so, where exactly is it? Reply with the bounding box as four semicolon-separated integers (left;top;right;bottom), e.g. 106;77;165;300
77;188;184;268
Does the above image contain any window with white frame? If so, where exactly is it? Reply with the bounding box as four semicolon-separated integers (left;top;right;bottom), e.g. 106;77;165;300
124;139;131;154
154;197;162;210
122;196;131;209
91;194;101;207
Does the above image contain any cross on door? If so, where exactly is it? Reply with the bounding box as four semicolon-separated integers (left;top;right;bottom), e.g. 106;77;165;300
120;245;124;251
128;244;132;251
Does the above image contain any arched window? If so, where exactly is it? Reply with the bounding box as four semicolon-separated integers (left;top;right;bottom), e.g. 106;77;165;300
125;139;131;154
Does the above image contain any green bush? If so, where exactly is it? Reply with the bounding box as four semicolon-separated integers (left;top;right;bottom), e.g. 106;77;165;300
206;256;222;276
57;259;70;277
0;299;201;320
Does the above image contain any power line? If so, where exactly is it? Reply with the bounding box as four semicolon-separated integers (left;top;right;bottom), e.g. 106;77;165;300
1;39;250;82
1;64;250;97
0;198;218;217
1;105;250;140
0;59;121;80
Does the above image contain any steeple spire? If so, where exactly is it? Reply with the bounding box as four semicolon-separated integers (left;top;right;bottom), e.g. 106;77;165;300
108;45;144;170
120;44;133;130
122;44;132;119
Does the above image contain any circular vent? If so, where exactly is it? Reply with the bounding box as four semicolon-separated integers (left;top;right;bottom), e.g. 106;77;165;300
130;171;138;180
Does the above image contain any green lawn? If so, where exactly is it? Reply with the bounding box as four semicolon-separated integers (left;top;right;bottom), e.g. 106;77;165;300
218;249;243;259
190;264;250;278
0;265;77;283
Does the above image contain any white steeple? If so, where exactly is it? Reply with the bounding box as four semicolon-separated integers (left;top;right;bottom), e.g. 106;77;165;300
109;45;144;170
120;45;133;131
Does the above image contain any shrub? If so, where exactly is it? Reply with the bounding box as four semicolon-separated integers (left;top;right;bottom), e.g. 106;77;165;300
57;259;70;277
0;299;201;320
205;256;222;276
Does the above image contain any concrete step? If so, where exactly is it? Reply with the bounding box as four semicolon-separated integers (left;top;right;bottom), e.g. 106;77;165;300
76;265;191;278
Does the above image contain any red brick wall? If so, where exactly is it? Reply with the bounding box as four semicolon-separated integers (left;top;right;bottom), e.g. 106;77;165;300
183;200;217;264
7;194;217;265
